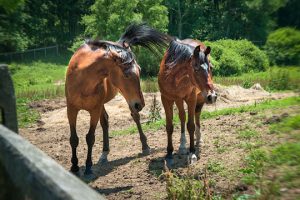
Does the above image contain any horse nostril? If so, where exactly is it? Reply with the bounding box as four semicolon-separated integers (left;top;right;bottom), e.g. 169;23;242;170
207;95;212;102
134;103;142;111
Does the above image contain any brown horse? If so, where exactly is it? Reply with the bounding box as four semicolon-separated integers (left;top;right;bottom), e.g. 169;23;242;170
66;24;170;175
158;38;217;167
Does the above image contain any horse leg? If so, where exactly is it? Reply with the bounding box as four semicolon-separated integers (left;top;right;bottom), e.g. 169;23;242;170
161;95;174;167
85;109;101;175
99;106;109;164
67;105;79;174
195;103;204;147
186;95;197;164
175;99;187;155
131;112;150;154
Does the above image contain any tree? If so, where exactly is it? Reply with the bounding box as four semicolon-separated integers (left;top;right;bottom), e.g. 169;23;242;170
82;0;169;41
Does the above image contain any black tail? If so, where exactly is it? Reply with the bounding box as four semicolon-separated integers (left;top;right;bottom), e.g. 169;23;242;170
118;23;172;53
165;39;194;67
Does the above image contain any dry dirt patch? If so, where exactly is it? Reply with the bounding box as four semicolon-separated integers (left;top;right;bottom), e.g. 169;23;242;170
20;85;297;199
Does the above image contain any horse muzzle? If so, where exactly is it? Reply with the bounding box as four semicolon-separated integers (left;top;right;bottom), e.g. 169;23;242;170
206;90;217;104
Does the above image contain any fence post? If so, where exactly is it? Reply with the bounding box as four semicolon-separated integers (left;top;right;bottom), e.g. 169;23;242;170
0;64;18;133
56;45;59;55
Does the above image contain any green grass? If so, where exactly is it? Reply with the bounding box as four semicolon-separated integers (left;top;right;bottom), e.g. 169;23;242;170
269;114;300;134
207;161;225;173
141;66;300;92
17;98;40;127
214;66;300;91
237;129;259;140
9;61;67;98
112;96;300;136
235;114;300;199
8;61;67;127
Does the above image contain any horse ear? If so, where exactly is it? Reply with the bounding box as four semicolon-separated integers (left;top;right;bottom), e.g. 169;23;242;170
205;46;211;55
193;45;201;56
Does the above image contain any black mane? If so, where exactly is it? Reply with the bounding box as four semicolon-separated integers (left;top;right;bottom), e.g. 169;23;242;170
165;39;194;67
85;40;135;65
118;23;172;53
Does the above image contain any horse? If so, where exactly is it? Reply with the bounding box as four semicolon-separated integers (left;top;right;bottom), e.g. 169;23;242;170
65;24;170;175
158;38;217;167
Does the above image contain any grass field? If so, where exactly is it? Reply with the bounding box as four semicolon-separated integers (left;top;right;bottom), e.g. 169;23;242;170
7;60;300;128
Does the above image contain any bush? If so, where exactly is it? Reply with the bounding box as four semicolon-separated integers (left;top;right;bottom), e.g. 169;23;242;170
265;27;300;65
135;47;163;77
206;39;269;76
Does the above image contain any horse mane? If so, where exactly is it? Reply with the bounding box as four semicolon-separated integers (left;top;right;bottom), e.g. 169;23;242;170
165;39;194;67
85;40;134;65
118;23;172;53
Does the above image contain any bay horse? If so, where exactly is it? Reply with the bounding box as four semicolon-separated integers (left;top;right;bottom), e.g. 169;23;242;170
158;38;217;167
66;24;170;175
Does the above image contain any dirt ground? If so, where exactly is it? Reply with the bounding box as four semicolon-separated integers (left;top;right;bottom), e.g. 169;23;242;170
20;85;297;199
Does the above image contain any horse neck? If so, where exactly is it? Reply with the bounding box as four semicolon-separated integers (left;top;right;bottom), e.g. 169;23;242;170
162;62;190;81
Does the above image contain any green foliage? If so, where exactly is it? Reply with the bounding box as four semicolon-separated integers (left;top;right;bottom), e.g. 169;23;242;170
206;39;269;76
8;61;66;98
169;0;287;42
0;0;24;12
17;98;40;127
164;170;221;200
147;94;161;124
270;114;300;134
265;27;300;65
237;129;259;140
240;149;268;185
78;0;168;76
214;66;300;91
271;143;300;166
207;161;225;173
141;77;158;92
268;69;291;90
82;0;168;41
112;96;300;136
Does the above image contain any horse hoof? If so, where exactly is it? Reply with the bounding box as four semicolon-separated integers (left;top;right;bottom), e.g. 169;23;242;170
189;153;197;164
70;165;79;173
178;147;188;155
142;147;151;155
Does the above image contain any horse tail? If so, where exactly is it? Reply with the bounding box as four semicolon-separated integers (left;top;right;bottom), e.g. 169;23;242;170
118;23;172;53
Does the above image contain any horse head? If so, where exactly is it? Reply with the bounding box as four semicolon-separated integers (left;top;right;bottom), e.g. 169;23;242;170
191;45;217;104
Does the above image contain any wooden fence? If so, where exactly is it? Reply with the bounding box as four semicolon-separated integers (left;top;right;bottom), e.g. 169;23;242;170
0;64;105;200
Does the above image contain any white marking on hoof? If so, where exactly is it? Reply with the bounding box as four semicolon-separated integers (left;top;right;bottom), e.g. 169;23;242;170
99;151;109;164
189;153;197;164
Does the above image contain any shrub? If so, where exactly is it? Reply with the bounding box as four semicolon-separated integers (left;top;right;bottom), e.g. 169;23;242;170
206;39;269;76
265;27;300;65
135;47;163;77
216;39;269;72
268;69;291;90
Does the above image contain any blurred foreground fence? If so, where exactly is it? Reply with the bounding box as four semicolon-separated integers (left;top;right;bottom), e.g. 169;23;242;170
0;64;105;200
0;45;60;62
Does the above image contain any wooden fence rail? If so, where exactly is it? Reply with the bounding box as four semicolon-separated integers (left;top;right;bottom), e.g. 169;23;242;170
0;64;105;200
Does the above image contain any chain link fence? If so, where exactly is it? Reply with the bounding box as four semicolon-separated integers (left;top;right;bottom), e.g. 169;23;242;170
0;45;60;63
